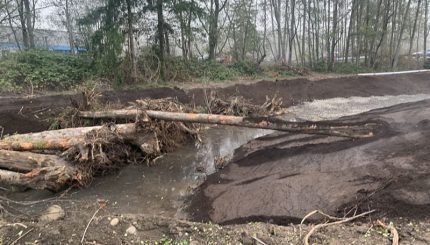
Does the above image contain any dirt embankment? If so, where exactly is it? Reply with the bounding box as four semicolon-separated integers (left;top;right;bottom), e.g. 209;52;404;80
186;99;430;225
1;73;430;244
1;72;430;135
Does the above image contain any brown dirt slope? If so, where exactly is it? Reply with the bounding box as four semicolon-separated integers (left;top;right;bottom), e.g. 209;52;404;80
186;99;430;225
1;72;429;134
189;72;430;105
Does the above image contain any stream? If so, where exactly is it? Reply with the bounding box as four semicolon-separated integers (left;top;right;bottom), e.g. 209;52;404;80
6;94;430;220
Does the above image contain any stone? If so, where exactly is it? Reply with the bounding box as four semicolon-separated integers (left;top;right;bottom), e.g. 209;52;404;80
126;225;137;235
39;205;65;223
110;218;119;226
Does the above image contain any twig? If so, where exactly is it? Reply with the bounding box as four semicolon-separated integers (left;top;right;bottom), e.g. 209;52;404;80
80;207;102;244
0;196;59;205
302;210;376;245
5;223;27;229
203;89;212;114
10;227;34;245
252;236;268;245
299;210;344;237
17;106;24;115
377;220;399;245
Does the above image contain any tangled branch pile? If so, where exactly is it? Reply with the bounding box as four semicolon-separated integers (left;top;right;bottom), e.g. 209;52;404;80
208;91;285;116
0;98;200;190
132;98;200;152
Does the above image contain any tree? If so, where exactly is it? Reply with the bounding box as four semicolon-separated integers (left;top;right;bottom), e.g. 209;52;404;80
207;0;227;61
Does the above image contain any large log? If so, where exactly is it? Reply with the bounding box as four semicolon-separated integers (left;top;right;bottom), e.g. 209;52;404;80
0;151;76;191
0;124;154;153
0;150;65;173
79;110;379;138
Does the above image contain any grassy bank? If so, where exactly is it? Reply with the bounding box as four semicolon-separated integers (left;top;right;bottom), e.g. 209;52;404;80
0;50;426;94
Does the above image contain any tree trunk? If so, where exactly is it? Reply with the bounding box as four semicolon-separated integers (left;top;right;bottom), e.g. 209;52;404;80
409;0;422;55
0;151;76;191
0;123;138;151
65;0;76;53
157;0;166;80
5;1;21;50
328;0;338;71
0;150;67;173
425;0;429;64
23;0;34;48
17;0;29;48
392;0;412;68
79;110;379;139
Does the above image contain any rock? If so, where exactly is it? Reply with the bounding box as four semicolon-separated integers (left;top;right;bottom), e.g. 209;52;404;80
126;225;137;235
189;241;200;245
39;205;65;223
110;218;119;226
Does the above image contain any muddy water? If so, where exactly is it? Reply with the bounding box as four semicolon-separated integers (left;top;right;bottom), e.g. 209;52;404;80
65;126;271;218
7;94;430;220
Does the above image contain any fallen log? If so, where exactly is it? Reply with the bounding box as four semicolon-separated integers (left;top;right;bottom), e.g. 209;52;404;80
79;110;379;138
0;151;76;191
0;123;155;153
0;150;66;173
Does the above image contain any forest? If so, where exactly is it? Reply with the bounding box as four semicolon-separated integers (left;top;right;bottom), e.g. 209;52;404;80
0;0;429;88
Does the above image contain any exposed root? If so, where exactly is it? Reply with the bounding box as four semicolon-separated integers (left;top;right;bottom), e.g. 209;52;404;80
208;91;285;116
62;124;134;186
132;98;200;154
301;209;376;245
376;220;399;245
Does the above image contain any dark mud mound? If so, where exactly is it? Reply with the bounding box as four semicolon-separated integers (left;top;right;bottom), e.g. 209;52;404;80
186;99;430;225
0;88;189;135
2;72;429;134
189;72;430;106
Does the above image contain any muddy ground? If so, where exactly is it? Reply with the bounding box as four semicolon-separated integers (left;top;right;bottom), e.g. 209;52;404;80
186;100;430;224
1;72;430;135
1;73;430;244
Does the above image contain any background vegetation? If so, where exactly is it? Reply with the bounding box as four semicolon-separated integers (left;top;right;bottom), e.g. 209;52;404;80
0;0;429;93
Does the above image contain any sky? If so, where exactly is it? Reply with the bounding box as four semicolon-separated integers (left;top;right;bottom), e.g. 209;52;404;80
36;2;59;30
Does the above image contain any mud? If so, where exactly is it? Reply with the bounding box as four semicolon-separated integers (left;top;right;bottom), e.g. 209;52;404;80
2;73;430;244
189;72;430;105
1;72;430;134
186;99;430;225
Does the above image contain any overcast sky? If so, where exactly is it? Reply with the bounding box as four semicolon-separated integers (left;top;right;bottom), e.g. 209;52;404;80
36;3;58;30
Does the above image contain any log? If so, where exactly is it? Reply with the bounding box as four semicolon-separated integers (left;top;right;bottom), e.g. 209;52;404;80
0;123;153;152
79;110;379;138
0;150;65;173
0;151;77;191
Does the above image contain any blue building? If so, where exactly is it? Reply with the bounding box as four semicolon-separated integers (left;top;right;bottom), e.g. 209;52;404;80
0;25;86;55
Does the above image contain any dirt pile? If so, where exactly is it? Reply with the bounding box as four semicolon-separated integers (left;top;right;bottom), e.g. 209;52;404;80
1;72;430;135
186;99;430;225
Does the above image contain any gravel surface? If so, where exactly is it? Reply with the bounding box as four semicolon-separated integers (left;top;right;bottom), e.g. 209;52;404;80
289;94;430;121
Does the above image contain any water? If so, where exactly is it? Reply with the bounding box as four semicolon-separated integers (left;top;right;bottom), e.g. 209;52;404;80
6;94;430;219
64;126;272;218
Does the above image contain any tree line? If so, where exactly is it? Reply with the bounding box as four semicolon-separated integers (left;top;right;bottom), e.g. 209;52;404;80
1;0;429;81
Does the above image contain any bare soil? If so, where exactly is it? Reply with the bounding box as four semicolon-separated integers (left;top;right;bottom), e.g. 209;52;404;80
186;100;430;224
1;73;430;244
2;72;429;134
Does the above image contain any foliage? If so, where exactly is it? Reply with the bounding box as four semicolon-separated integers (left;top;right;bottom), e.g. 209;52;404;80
0;50;94;92
137;52;260;82
313;61;372;74
187;60;259;81
424;59;430;69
